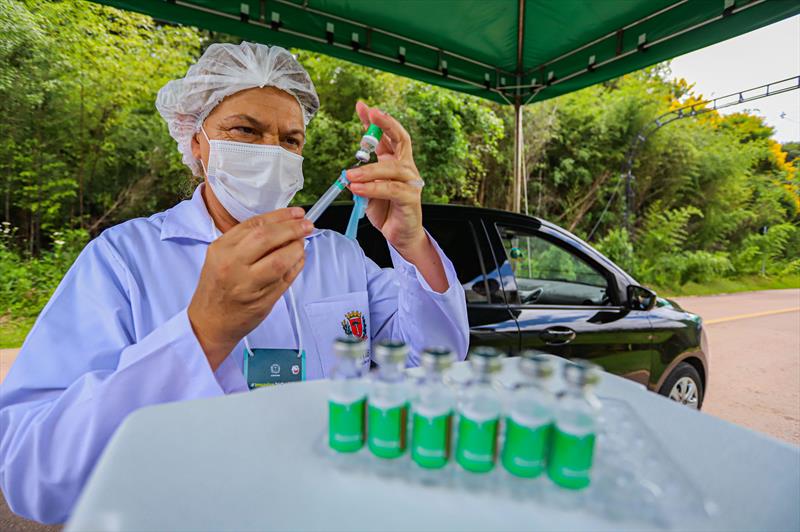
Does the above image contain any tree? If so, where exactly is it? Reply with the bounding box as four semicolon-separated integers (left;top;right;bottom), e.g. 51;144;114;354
0;0;202;253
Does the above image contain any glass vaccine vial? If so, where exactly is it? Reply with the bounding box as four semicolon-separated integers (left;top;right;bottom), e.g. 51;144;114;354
411;347;456;470
367;340;410;459
455;347;503;473
328;337;368;453
548;360;601;489
501;352;555;478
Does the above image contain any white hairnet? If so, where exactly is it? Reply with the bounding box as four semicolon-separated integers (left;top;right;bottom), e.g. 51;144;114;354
156;42;320;176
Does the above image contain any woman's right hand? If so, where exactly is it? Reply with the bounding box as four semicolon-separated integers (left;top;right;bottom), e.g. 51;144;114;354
188;207;312;370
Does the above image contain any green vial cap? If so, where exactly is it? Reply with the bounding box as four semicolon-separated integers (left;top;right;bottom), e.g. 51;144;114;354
365;123;383;141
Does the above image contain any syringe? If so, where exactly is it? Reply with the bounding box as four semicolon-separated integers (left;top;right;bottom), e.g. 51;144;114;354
305;170;350;223
305;124;383;224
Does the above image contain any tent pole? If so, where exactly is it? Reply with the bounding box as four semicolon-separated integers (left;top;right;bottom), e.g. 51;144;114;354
513;0;525;214
513;96;523;213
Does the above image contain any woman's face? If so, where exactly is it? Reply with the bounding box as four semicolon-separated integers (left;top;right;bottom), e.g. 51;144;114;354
191;86;305;171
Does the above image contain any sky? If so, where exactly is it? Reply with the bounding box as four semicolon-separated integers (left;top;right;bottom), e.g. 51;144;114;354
669;15;800;143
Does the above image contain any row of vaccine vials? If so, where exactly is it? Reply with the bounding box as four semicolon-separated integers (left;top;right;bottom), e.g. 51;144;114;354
327;338;601;490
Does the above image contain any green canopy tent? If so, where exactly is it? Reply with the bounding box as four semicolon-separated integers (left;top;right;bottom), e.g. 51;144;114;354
92;0;800;212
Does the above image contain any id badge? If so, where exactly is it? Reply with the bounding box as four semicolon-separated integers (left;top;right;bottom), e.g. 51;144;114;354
244;348;305;389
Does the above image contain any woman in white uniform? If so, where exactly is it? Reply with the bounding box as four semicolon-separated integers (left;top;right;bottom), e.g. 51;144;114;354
0;42;469;524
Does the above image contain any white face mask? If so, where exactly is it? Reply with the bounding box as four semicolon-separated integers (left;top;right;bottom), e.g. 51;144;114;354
200;127;304;222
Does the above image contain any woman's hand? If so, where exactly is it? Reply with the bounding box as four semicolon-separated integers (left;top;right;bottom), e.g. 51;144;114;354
188;207;312;370
348;102;448;293
348;102;426;256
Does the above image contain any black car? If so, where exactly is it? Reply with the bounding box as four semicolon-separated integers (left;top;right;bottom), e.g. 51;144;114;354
313;203;709;409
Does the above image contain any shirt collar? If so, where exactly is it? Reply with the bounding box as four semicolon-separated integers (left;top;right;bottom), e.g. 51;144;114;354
160;184;215;243
160;184;324;243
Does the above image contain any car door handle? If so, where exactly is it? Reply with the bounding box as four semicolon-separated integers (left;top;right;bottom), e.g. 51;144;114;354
540;326;576;345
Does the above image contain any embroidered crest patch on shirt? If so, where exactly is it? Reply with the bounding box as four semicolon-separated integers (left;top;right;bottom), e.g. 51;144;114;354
341;310;368;339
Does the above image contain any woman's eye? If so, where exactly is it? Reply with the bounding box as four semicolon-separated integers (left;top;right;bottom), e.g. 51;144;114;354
232;126;257;135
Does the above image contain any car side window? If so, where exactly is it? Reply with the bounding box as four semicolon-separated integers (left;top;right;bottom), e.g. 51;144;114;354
424;220;497;304
497;225;611;306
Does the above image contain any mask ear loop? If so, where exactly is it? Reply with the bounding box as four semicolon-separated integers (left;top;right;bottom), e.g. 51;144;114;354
202;125;223;241
198;126;211;178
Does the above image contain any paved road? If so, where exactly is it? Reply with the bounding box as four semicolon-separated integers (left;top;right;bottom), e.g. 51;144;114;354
674;289;800;445
1;288;798;529
0;348;16;386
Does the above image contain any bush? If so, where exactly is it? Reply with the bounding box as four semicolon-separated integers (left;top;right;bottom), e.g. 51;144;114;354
595;208;737;289
732;223;798;275
594;228;637;275
0;222;88;318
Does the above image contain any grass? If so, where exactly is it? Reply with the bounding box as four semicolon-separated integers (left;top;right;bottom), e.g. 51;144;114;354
0;316;36;349
656;273;800;298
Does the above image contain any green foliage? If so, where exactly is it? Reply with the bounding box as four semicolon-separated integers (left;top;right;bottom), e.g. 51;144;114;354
0;0;202;252
0;316;36;349
783;142;800;164
597;205;735;288
0;221;88;318
732;223;798;275
638;204;703;258
295;111;363;203
386;84;504;204
594;228;637;275
296;50;505;206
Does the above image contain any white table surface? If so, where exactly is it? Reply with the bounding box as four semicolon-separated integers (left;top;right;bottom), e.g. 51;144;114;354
66;358;800;532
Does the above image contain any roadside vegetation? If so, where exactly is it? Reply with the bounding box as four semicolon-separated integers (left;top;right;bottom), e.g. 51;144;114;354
1;0;798;347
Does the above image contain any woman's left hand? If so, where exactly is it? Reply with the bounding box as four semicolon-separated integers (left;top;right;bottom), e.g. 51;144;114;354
347;101;426;257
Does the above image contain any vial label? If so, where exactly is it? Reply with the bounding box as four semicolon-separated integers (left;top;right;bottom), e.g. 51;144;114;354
411;409;452;469
455;414;498;473
501;416;551;478
547;427;595;489
328;397;366;453
367;402;408;459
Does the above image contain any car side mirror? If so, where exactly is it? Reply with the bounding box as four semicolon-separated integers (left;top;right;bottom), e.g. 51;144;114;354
627;285;657;311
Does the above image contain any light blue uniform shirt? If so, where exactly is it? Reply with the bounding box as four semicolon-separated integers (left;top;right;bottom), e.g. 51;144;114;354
0;185;469;523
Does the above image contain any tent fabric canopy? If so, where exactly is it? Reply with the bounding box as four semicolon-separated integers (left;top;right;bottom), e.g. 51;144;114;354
94;0;799;106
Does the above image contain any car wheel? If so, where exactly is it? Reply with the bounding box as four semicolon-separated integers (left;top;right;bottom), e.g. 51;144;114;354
659;362;704;409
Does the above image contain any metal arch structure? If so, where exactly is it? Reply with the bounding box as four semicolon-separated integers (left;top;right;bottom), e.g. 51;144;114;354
587;75;800;241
